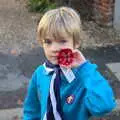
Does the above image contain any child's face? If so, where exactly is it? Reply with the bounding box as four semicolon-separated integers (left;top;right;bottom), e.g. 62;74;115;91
42;35;79;65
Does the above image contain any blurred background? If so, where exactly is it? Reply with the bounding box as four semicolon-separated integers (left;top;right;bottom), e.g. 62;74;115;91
0;0;120;119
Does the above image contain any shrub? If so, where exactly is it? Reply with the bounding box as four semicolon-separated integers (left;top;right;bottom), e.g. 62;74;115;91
27;0;56;13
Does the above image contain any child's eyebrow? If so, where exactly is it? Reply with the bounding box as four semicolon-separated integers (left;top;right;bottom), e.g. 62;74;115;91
44;37;53;40
44;38;51;40
44;37;68;42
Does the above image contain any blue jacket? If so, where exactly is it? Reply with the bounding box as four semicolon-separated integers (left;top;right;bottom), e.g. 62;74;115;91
23;61;116;120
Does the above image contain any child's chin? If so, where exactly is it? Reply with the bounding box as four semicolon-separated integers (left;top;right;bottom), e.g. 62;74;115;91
50;60;58;65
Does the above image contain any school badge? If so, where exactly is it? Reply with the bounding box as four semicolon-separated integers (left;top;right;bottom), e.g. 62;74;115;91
66;95;75;104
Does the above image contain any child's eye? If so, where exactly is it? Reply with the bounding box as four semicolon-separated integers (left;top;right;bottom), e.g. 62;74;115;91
59;40;67;43
44;39;52;44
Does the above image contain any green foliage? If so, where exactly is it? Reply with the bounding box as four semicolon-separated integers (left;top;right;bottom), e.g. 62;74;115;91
27;0;56;13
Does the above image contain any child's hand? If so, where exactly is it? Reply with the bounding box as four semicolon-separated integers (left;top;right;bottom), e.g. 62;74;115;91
71;49;86;68
57;48;86;68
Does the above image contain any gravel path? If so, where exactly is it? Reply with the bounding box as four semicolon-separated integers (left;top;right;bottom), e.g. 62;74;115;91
0;0;40;54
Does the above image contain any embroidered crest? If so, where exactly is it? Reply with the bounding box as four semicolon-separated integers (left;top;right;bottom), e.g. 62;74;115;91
66;95;75;104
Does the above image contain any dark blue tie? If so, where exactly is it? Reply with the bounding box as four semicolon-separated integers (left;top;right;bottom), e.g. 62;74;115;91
45;60;64;120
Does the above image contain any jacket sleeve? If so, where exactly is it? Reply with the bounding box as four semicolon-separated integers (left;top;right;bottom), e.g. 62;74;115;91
23;71;41;120
76;61;116;117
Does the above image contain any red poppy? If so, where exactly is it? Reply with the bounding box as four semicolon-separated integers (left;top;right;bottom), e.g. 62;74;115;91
57;48;74;66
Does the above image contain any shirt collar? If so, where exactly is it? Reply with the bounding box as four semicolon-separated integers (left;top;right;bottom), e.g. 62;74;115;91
43;63;54;75
43;62;75;83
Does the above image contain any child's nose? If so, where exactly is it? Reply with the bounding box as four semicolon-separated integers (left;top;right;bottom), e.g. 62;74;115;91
51;43;61;52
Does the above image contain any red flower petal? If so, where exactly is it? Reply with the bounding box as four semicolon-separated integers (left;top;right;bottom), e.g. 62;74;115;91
57;48;74;66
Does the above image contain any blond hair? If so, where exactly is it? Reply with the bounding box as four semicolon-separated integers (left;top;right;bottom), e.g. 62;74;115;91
37;6;83;47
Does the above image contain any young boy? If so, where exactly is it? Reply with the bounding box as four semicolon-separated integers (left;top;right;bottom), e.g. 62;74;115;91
23;7;116;120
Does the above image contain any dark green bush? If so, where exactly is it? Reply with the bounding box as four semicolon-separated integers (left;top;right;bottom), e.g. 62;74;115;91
27;0;56;13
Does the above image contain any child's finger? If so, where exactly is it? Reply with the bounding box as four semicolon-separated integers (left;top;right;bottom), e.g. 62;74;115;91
73;49;86;61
